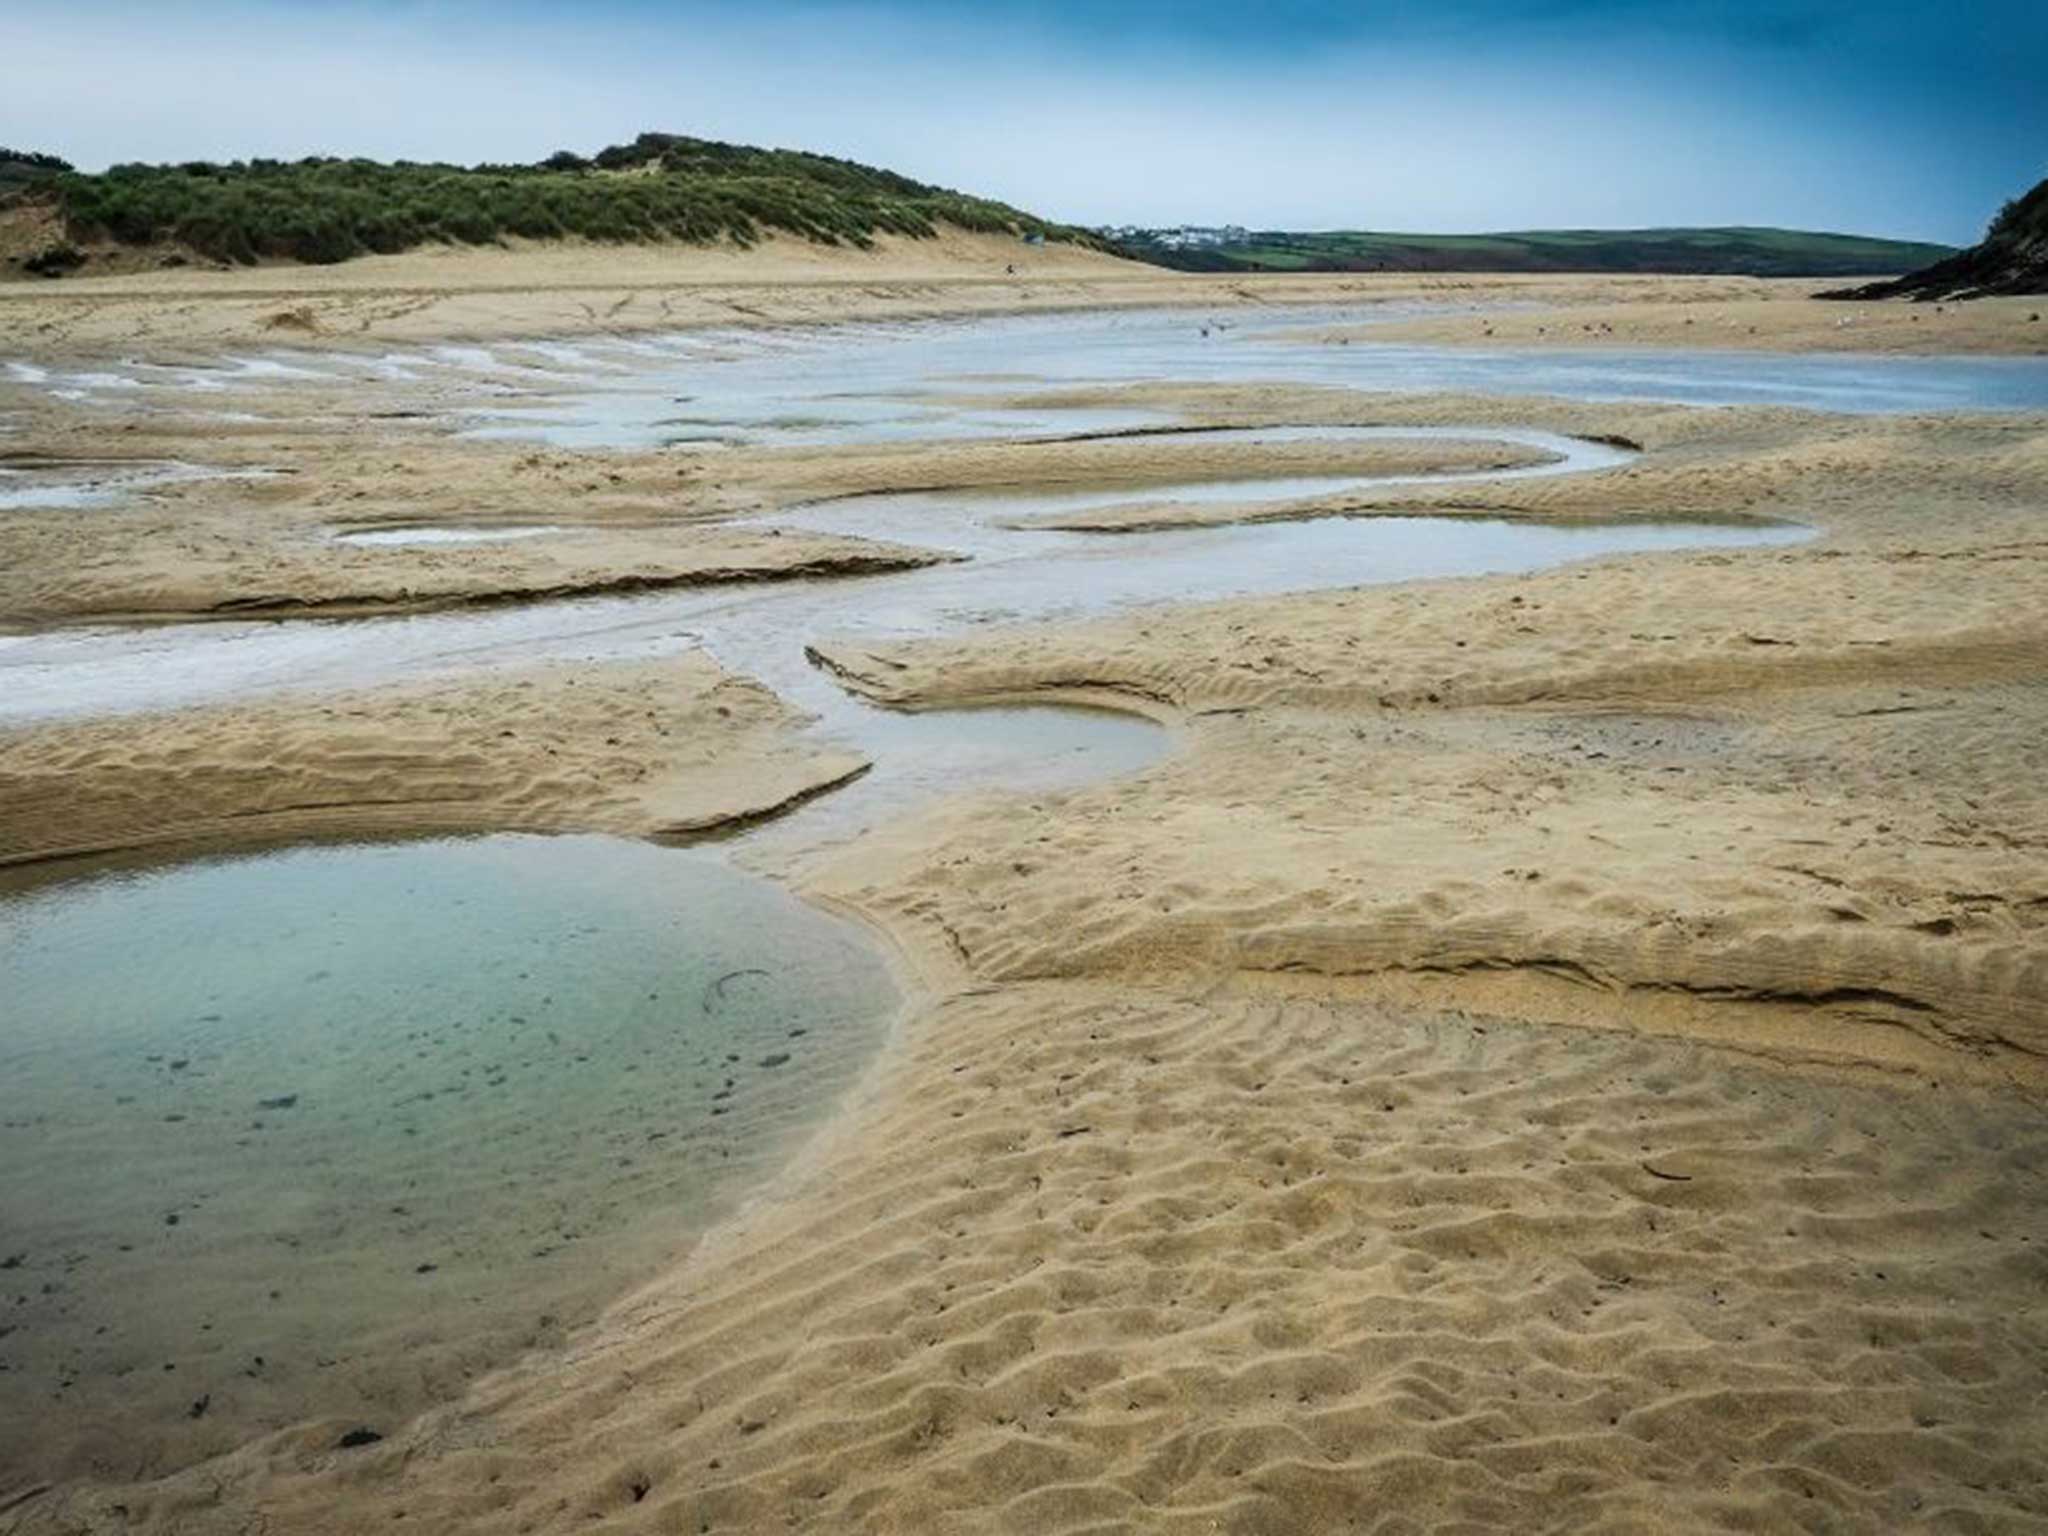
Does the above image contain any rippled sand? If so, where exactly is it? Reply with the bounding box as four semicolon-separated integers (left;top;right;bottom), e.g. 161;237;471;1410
27;982;2043;1532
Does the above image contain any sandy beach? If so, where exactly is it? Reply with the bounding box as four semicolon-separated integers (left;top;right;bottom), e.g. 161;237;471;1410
2;256;2045;1532
10;235;2042;363
1302;283;2048;356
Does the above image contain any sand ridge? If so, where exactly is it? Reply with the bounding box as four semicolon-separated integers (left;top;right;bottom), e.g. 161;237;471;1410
0;657;867;870
0;422;954;624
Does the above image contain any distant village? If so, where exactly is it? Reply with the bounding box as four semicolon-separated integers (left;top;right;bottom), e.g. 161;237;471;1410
1097;225;1252;250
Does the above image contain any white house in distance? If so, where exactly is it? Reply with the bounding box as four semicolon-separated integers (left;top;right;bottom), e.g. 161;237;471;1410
1099;225;1251;250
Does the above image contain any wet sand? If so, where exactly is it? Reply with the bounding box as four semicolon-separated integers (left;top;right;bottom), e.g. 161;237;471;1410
3;256;2046;1532
0;427;1560;624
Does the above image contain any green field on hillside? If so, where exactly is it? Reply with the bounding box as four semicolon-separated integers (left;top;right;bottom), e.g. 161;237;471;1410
1125;226;1955;278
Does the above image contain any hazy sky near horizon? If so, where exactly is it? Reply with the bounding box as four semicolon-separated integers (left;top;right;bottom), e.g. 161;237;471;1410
10;0;2042;242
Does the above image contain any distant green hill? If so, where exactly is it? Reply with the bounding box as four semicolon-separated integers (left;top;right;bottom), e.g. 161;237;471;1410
1821;177;2048;299
1117;226;1955;279
4;132;1104;271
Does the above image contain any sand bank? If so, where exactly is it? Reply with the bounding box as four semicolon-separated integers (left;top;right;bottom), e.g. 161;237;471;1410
0;656;864;869
1301;283;2048;355
7;238;2036;364
0;232;1159;361
8;391;2046;1529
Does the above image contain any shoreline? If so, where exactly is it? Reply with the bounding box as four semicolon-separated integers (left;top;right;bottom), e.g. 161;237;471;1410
5;237;2043;365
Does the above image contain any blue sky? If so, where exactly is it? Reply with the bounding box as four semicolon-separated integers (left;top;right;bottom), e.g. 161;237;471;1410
10;1;2042;241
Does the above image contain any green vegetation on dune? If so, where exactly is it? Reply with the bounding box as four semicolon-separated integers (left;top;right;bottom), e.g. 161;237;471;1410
1120;226;1956;278
6;132;1103;270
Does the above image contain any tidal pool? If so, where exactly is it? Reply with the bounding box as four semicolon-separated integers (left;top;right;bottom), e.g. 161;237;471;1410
329;523;566;546
0;834;899;1482
0;460;272;512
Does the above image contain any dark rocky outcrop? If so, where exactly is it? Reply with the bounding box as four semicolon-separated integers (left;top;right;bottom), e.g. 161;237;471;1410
1821;176;2048;300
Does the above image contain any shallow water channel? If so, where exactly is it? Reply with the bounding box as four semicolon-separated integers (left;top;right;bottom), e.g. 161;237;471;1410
0;425;1806;844
0;459;277;512
4;309;1983;1485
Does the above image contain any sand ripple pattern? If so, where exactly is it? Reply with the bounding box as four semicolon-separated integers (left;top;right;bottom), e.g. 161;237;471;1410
39;985;2046;1533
